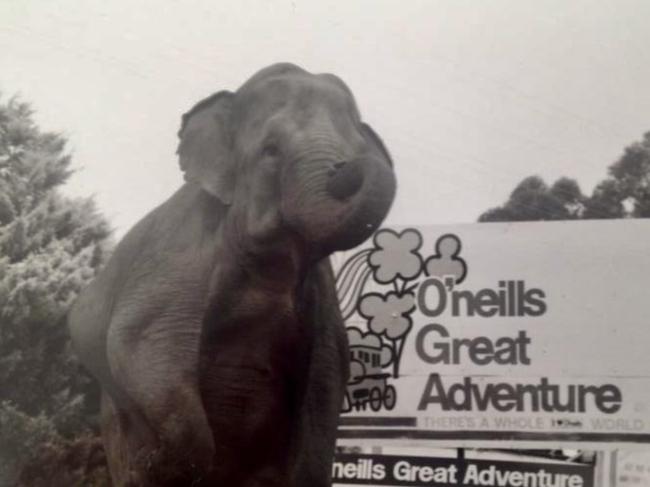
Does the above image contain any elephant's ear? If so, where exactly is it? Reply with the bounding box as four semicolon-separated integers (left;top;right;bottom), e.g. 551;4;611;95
361;122;393;168
177;91;236;204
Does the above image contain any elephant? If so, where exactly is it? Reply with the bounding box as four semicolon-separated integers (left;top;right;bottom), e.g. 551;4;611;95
68;63;396;486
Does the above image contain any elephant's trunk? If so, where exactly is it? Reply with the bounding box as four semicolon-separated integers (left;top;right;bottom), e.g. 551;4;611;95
323;154;395;250
282;152;395;254
326;159;365;201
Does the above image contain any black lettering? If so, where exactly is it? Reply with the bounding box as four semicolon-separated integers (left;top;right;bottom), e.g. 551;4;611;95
508;281;516;316
415;324;449;364
516;330;531;365
540;378;554;412
448;379;472;411
468;336;493;365
498;281;507;315
474;289;499;317
524;288;547;316
494;336;517;365
452;336;473;364
452;290;475;316
597;385;622;414
471;381;492;411
417;376;622;414
418;278;447;317
578;385;601;412
491;383;517;411
417;373;448;410
517;383;540;411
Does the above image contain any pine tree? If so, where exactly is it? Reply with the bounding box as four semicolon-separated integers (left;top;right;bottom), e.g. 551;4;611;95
0;95;111;485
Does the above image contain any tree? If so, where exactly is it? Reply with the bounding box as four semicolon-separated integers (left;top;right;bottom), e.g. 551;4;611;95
582;179;625;219
585;131;650;218
479;176;585;222
0;95;111;485
480;131;650;222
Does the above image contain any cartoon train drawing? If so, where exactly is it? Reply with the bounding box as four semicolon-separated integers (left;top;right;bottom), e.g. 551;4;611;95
342;340;396;413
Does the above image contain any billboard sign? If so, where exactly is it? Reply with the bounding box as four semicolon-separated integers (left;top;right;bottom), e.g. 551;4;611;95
334;221;650;448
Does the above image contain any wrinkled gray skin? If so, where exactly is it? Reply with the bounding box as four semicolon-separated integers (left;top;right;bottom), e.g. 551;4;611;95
68;63;396;486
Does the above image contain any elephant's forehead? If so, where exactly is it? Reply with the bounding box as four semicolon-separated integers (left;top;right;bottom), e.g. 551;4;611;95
236;74;354;121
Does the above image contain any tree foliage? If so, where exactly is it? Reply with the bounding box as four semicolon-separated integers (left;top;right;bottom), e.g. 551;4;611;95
479;131;650;222
0;95;111;485
589;131;650;218
479;176;584;222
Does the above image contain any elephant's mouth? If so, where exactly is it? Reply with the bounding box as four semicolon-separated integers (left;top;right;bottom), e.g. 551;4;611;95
282;156;396;252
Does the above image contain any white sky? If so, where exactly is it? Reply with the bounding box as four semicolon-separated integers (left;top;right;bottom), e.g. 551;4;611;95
1;0;649;238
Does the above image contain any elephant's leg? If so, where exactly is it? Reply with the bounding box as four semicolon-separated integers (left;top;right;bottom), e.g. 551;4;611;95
102;391;160;486
144;382;216;484
289;263;349;487
106;321;215;485
102;392;126;484
102;392;140;486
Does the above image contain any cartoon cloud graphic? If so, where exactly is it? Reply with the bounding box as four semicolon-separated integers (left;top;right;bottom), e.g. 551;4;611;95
424;233;467;284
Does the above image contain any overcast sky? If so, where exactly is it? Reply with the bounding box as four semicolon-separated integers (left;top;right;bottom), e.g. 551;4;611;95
2;0;649;237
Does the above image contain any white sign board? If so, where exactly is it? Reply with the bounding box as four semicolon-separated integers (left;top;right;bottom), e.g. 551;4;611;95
334;220;650;449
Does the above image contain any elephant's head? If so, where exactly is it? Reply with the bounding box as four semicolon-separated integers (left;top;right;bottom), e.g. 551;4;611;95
177;63;396;255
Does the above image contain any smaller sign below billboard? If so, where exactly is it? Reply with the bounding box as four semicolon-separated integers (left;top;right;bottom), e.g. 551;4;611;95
333;452;594;487
616;450;650;486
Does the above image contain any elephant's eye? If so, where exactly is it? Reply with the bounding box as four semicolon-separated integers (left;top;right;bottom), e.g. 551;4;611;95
261;143;281;159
